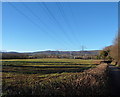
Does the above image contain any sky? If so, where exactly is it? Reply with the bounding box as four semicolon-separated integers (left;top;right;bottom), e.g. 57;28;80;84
2;2;118;52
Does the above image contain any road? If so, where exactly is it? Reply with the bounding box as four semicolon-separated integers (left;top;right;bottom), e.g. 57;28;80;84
109;65;120;96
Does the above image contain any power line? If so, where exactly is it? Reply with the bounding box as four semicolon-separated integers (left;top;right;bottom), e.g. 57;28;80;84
56;2;79;46
56;2;76;44
67;2;81;43
39;2;75;47
37;2;73;47
21;3;69;47
7;2;69;49
6;1;82;51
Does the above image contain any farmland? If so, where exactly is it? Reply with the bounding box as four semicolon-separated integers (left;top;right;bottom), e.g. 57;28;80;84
1;58;106;96
2;59;99;74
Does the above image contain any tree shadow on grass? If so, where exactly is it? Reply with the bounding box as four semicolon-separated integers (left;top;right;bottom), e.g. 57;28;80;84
2;64;93;68
3;61;72;63
2;66;91;74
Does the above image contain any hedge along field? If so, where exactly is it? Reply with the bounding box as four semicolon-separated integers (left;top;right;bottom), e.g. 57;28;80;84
1;58;104;96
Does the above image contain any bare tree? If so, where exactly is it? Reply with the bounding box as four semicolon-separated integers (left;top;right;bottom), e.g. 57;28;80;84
110;34;120;65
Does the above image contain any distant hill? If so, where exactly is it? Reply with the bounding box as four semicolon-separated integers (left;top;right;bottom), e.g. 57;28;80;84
31;50;100;56
1;50;101;59
1;50;100;56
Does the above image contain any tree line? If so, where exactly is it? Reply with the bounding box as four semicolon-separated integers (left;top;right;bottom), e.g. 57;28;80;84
2;53;29;59
99;34;120;66
1;53;99;59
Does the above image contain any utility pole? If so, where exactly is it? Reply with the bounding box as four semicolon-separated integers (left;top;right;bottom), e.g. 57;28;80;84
80;45;87;59
56;49;63;58
81;45;86;51
69;51;72;59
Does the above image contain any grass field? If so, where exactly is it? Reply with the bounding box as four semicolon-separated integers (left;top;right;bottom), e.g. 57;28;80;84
2;58;99;74
1;58;102;96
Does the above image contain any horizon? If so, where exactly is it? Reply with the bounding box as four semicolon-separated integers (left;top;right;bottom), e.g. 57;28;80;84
1;49;101;53
2;2;118;52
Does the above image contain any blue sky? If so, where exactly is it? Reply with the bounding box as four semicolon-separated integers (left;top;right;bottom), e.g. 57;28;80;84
2;2;118;52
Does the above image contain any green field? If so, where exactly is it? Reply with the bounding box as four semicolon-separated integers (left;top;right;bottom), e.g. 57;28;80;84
1;58;101;96
2;58;99;74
